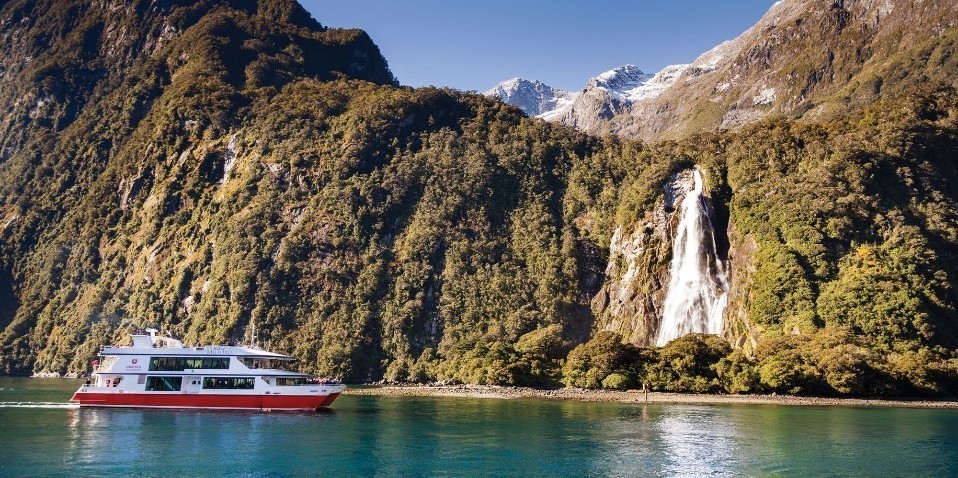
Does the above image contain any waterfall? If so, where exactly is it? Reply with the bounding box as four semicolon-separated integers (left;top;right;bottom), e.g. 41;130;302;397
656;169;729;346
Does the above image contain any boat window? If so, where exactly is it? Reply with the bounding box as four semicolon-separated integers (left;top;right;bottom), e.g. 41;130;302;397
202;377;255;390
241;358;294;371
275;377;307;386
145;376;183;392
149;357;230;371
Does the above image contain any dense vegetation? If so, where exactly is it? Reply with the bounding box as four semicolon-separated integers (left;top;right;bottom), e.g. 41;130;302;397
0;0;956;397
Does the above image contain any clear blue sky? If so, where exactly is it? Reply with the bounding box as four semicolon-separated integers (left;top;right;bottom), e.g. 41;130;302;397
300;1;777;92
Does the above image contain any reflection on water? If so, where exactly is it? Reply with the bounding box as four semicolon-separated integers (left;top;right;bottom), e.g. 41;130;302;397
654;407;741;477
60;407;337;476
2;378;958;477
570;405;745;476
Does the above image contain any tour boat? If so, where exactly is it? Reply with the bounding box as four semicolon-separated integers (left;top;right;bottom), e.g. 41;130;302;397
70;329;344;411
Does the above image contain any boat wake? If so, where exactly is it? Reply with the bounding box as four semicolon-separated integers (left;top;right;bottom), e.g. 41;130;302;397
0;401;78;409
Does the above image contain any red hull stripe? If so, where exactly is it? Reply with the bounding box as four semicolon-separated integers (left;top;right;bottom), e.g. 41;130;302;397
70;392;340;410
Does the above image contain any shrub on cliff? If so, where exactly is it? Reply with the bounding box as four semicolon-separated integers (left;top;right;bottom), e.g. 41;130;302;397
883;348;958;396
714;350;760;393
753;335;824;395
752;328;904;396
646;334;731;393
562;331;648;389
509;324;573;386
803;328;885;395
515;324;571;360
601;373;631;390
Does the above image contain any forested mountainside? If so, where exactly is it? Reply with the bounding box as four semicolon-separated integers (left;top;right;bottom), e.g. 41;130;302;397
1;0;957;396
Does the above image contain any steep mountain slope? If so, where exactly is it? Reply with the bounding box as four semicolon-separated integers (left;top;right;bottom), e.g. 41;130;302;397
617;0;958;140
0;0;615;381
1;0;957;396
0;0;395;160
489;0;958;141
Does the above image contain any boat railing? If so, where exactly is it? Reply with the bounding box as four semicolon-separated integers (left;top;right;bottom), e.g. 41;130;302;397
285;379;342;386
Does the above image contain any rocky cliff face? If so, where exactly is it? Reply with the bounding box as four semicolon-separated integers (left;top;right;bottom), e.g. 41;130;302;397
591;221;668;346
591;167;779;353
593;169;718;346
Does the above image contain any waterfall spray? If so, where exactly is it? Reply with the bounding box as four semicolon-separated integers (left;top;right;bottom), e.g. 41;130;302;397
656;169;729;346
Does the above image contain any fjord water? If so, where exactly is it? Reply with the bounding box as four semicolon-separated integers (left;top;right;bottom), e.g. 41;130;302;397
2;378;957;477
657;169;729;346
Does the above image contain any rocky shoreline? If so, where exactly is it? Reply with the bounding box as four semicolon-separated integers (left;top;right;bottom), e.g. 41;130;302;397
343;384;958;409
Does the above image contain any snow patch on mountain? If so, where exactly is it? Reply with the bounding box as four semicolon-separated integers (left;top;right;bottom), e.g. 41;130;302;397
690;40;731;72
752;87;776;105
538;96;578;122
624;64;690;101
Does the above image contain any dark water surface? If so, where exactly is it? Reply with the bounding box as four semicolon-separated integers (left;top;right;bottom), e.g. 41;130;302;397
1;377;956;477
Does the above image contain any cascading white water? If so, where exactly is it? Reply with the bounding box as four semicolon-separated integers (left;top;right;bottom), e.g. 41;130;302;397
656;169;729;346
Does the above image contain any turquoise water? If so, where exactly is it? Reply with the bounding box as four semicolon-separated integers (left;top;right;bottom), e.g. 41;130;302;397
1;377;957;477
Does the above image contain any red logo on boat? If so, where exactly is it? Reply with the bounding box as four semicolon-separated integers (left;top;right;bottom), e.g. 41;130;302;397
131;359;138;364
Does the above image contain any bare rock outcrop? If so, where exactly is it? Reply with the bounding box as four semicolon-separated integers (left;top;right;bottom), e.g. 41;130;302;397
592;170;697;346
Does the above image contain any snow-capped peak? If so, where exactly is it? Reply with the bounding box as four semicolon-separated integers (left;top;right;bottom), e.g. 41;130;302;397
487;62;694;121
588;65;652;96
483;77;574;117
